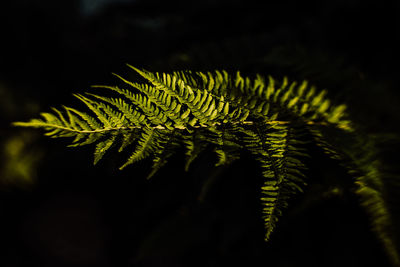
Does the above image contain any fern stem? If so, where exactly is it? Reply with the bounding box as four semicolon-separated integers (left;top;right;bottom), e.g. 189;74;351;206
14;119;341;136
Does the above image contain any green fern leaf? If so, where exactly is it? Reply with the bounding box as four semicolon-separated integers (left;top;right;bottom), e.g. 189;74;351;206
94;135;117;165
14;65;397;264
120;127;157;170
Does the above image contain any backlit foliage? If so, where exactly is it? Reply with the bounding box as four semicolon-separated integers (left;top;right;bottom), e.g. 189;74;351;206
14;65;398;265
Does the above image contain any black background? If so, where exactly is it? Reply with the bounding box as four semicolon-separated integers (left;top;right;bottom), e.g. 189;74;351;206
0;0;399;266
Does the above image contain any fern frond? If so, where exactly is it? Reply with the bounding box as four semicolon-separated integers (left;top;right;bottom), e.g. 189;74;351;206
308;125;399;265
241;125;281;240
241;122;309;240
120;127;158;170
94;135;117;165
146;129;181;179
15;65;397;264
355;164;400;266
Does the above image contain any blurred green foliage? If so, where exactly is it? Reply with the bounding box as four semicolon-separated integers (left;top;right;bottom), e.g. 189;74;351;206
1;132;43;186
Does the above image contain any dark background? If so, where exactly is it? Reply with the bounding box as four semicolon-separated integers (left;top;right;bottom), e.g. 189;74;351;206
0;0;399;266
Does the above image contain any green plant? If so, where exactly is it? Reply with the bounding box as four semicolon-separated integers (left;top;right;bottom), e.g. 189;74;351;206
14;65;399;265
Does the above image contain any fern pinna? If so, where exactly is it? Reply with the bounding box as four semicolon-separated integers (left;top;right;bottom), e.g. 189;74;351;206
14;65;399;265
